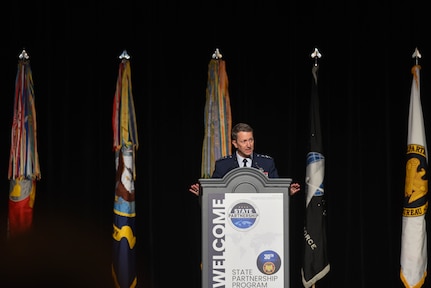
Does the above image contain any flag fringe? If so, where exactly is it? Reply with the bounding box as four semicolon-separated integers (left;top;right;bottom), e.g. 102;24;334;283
301;264;330;288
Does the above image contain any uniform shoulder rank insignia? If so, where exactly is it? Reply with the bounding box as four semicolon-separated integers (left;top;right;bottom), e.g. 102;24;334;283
219;155;233;160
256;154;272;159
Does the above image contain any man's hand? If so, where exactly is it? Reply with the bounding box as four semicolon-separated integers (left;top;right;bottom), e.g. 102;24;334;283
290;182;301;195
189;183;200;196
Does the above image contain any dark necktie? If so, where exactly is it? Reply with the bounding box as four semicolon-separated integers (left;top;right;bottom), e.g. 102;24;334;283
243;158;248;167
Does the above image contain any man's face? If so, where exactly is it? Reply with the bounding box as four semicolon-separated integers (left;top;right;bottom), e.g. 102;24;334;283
233;131;254;158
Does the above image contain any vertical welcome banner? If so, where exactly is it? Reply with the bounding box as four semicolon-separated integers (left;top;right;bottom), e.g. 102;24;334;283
207;192;285;287
112;50;138;288
8;49;41;238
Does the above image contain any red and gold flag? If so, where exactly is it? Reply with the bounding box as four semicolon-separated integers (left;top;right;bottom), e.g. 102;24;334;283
8;49;41;238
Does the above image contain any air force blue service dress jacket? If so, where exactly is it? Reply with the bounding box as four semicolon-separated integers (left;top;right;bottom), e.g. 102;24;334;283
212;152;279;178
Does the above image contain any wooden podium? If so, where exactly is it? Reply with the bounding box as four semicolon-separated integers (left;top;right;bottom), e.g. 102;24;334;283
200;167;292;288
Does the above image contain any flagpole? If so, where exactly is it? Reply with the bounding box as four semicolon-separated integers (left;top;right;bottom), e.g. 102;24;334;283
412;47;421;64
310;47;320;288
311;48;321;66
212;48;222;59
310;49;321;288
311;48;319;288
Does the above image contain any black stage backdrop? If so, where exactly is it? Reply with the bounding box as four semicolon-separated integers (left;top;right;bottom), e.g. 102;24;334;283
1;1;431;287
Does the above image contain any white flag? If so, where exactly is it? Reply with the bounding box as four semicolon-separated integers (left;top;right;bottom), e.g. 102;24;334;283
400;64;428;288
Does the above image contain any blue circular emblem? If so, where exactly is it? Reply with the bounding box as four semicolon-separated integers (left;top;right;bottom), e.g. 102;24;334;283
228;201;259;231
256;250;281;275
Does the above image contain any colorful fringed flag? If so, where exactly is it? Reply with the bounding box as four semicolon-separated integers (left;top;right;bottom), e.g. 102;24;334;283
400;49;428;288
7;49;41;239
201;48;232;179
112;50;138;288
302;49;330;288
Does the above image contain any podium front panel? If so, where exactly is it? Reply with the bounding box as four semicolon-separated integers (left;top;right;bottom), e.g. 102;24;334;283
200;168;292;288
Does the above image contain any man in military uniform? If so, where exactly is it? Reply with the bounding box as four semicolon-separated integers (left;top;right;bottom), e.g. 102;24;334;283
189;122;300;195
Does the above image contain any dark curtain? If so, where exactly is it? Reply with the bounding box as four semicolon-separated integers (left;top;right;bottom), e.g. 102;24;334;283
1;1;430;287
